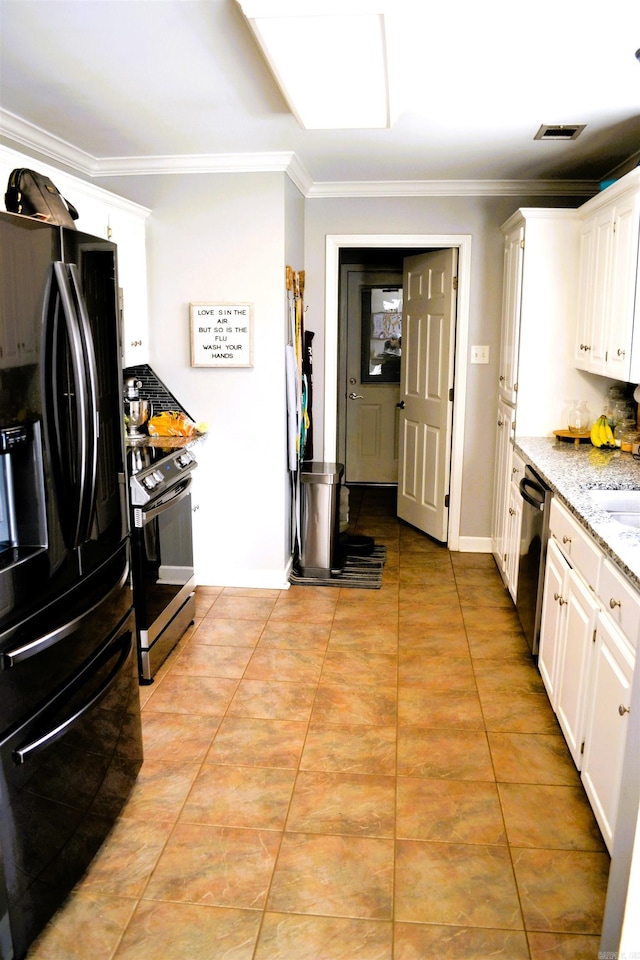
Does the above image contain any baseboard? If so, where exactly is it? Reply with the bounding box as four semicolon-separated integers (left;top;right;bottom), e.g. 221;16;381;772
455;536;492;553
195;557;293;590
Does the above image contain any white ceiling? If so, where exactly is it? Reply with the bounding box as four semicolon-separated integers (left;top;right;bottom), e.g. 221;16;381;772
1;0;639;196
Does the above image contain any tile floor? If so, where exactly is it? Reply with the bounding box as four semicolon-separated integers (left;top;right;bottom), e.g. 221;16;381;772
27;486;611;959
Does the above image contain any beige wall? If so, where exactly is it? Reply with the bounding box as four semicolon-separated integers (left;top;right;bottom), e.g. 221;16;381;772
303;193;577;539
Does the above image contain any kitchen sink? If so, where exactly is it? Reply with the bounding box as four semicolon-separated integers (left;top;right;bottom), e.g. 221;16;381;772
588;489;640;529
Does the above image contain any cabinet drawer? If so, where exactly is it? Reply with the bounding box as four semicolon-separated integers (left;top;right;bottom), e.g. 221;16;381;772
598;559;640;650
549;498;601;589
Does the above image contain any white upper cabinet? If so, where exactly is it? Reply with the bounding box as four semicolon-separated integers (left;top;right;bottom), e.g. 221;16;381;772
497;208;599;439
498;223;524;405
575;169;640;382
0;146;150;368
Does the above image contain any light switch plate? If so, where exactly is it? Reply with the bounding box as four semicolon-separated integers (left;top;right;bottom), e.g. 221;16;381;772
471;345;490;364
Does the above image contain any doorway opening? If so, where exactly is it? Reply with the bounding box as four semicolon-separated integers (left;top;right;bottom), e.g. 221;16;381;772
324;234;472;552
338;248;409;486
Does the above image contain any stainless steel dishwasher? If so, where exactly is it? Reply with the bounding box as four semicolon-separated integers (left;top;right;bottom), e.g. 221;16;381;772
516;465;553;656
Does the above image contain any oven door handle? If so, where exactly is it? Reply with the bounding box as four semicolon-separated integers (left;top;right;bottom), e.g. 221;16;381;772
519;477;546;510
141;476;192;522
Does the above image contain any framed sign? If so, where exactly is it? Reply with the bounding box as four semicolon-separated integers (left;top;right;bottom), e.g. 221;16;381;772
190;302;254;367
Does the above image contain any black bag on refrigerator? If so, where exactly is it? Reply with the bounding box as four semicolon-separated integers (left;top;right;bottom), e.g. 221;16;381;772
5;168;79;228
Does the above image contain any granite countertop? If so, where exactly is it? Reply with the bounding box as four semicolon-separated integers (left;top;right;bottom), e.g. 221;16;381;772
515;437;640;588
126;433;204;451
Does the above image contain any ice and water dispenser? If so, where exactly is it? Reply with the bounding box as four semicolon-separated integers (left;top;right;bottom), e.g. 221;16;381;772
0;420;47;568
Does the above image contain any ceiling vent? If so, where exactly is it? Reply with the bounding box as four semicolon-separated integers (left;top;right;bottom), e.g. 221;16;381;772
534;124;586;141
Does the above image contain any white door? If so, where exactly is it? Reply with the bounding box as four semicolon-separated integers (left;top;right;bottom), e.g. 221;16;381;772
344;269;402;483
397;248;458;541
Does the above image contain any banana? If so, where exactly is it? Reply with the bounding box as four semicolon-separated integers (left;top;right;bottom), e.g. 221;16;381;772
590;417;604;447
589;414;616;448
591;415;606;447
602;418;616;447
599;416;609;446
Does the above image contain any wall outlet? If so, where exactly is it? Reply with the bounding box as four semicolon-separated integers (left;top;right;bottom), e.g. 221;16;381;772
470;345;490;364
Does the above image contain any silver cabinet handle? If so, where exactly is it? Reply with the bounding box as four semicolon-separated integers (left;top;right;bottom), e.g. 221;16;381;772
617;348;626;357
348;392;364;400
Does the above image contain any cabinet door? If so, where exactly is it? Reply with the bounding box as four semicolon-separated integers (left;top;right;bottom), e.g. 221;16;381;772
498;225;524;405
491;400;515;579
555;568;599;769
588;210;613;375
538;537;569;706
505;477;523;602
604;193;640;381
581;613;634;852
576;185;640;381
575;215;596;371
109;208;149;367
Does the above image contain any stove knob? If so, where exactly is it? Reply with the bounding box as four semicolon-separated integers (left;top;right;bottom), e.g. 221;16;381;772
142;474;158;491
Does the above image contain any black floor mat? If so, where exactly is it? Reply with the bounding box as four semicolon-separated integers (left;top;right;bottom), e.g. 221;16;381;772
289;545;386;589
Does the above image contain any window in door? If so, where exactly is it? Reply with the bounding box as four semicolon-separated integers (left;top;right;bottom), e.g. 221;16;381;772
360;286;403;383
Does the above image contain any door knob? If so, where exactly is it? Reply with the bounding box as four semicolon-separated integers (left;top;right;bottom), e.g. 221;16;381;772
396;401;405;409
349;392;364;400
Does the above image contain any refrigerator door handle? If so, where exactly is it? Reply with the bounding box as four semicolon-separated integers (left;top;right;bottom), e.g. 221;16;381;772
12;631;133;765
1;560;129;668
41;262;99;548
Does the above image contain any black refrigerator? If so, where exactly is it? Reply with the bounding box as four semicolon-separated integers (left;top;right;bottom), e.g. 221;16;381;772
0;212;143;960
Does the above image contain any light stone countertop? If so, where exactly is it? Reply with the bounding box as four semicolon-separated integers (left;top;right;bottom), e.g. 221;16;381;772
514;437;640;589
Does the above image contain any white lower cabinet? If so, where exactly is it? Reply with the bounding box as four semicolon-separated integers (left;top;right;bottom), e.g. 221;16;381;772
554;568;599;769
581;612;634;851
504;455;524;602
539;537;598;768
491;399;515;582
538;498;636;853
538;537;567;703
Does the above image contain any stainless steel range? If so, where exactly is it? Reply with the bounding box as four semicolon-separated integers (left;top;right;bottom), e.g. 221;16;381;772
128;442;197;683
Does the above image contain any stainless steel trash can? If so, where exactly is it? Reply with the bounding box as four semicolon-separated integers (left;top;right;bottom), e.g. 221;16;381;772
299;462;344;577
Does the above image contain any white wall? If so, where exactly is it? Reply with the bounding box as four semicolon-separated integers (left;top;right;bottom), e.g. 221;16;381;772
143;171;303;588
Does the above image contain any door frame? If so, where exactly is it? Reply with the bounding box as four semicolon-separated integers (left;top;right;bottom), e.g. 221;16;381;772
324;233;472;552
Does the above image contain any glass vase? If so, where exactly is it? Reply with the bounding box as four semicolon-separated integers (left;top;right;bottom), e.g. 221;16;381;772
567;400;591;434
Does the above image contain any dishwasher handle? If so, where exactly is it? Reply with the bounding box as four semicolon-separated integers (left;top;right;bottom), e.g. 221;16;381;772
519;476;547;511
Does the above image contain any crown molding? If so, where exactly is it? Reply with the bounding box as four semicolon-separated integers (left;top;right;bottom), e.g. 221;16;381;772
306;179;601;198
94;151;314;192
0;107;601;199
0;109;102;175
